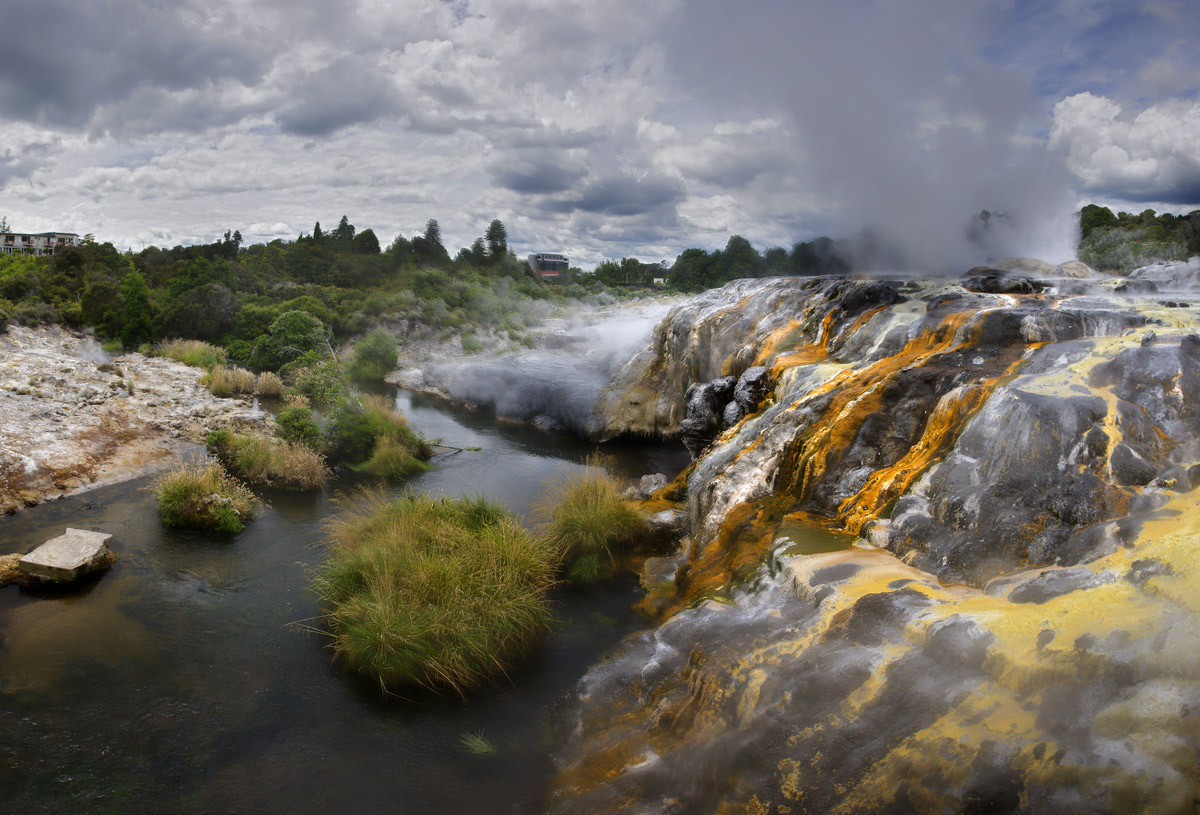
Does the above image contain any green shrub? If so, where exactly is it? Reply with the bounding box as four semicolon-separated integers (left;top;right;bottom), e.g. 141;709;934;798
276;405;322;450
460;332;483;354
312;491;559;693
537;465;647;586
253;310;327;370
326;394;432;477
288;359;347;407
348;328;398;380
206;430;326;490
161;339;228;370
152;459;259;532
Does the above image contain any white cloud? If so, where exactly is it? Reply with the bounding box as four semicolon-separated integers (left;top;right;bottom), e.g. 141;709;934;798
1050;92;1200;204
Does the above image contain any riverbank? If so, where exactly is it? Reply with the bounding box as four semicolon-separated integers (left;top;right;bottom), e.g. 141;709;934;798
0;325;267;516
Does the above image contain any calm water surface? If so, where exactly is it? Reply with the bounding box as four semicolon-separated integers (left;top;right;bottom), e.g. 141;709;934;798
0;390;689;814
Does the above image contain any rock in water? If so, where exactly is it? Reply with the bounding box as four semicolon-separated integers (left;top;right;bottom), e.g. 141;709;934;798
18;528;114;583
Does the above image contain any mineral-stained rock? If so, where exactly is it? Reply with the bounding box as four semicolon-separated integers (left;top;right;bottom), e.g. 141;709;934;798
548;268;1200;814
18;528;114;584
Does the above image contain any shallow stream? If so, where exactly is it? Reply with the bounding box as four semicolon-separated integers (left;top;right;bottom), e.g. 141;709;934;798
0;390;688;813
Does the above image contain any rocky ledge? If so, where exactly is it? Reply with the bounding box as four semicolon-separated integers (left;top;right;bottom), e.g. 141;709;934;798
0;326;268;515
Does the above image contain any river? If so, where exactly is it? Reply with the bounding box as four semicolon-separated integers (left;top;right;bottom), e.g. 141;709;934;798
0;388;689;814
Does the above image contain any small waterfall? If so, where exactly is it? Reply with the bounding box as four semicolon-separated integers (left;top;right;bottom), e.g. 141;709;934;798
249;397;262;417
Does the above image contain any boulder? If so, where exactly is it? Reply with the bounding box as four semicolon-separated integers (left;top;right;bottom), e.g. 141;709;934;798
733;365;772;414
18;528;114;584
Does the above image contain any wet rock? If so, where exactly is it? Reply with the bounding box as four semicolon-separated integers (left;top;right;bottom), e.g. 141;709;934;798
622;472;668;500
924;616;995;669
679;376;736;456
721;400;742;427
1007;567;1116;604
18;528;114;584
1114;279;1158;294
732;365;771;414
1125;558;1172;587
1110;443;1160;487
645;509;687;541
962;270;1045;294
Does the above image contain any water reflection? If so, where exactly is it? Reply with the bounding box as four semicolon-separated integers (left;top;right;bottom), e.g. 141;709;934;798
0;388;687;814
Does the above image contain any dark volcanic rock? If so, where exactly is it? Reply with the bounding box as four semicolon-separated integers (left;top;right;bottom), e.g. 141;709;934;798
733;365;772;413
962;270;1046;294
1008;567;1116;604
679;376;737;456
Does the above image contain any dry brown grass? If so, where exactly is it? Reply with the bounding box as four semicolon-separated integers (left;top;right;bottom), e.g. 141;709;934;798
206;430;327;490
255;371;284;397
203;365;257;397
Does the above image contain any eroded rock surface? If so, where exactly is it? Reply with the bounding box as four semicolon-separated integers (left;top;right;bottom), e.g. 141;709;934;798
550;266;1200;814
0;326;267;514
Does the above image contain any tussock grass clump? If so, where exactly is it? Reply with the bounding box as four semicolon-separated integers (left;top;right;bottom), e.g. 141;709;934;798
160;339;228;371
313;492;559;693
255;371;284;397
327;394;432;478
538;464;647;586
206;429;326;490
203;364;257;397
152;459;259;533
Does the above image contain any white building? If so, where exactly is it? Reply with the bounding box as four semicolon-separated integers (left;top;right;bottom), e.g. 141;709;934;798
0;231;81;256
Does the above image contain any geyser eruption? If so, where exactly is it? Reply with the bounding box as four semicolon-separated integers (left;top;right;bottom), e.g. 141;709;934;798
666;0;1079;270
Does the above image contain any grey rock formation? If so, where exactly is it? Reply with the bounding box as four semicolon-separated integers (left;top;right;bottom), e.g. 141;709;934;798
18;528;114;583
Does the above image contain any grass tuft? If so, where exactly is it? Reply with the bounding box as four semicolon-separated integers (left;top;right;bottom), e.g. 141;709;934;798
206;429;327;490
151;459;260;532
461;731;497;756
255;371;284;397
313;491;559;694
202;364;257;397
537;461;647;586
160;339;228;371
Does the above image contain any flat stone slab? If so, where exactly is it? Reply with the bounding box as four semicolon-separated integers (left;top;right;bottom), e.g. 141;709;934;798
18;528;113;583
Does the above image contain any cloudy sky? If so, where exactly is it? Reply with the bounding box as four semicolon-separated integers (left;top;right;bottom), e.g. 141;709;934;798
1;0;1198;269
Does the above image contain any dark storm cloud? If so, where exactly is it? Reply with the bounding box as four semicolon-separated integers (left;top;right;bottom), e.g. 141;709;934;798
275;56;399;137
543;173;684;217
0;0;267;128
489;151;587;194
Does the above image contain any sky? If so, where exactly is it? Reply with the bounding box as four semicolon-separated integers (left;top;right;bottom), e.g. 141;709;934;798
0;0;1198;270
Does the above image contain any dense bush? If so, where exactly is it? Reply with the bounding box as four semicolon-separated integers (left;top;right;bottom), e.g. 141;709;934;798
253;310;327;370
151;459;259;533
275;405;322;450
286;358;347;407
538;466;647;585
206;429;326;490
326;395;432;477
312;492;559;693
347;328;398;380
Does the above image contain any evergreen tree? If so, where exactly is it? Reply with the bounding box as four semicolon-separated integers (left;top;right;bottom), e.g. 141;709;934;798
424;219;443;250
332;215;356;251
312;221;324;243
119;270;153;347
485;219;507;260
